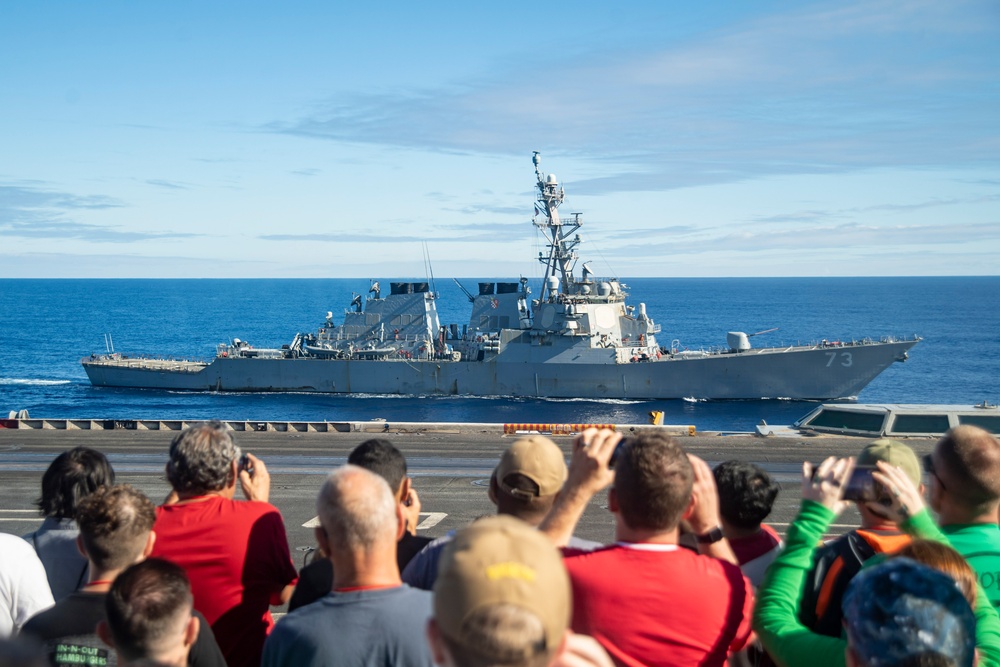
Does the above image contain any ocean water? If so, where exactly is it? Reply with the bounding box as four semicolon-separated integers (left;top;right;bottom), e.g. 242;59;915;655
1;277;997;432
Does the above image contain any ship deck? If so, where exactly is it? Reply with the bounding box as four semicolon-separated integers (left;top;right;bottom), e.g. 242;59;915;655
83;358;208;373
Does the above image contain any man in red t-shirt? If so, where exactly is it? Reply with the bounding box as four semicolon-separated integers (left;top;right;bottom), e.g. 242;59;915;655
540;429;754;667
152;422;298;667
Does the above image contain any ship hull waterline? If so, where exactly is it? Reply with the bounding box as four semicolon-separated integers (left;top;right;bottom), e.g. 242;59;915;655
81;339;917;401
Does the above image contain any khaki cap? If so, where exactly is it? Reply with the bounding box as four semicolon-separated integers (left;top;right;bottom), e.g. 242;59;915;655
858;439;922;487
495;436;567;498
434;515;571;658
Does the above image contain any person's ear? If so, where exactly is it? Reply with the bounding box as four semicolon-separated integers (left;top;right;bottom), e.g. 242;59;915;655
608;488;619;514
96;620;115;649
426;618;449;666
682;493;697;520
398;477;412;504
395;503;406;542
141;531;157;561
76;534;87;559
184;614;200;648
314;526;330;555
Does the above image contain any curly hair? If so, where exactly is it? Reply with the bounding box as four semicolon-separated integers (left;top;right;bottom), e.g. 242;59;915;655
165;421;240;495
713;460;779;530
36;447;115;519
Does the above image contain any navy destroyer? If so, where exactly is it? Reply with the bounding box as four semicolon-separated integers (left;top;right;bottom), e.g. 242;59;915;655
82;153;920;400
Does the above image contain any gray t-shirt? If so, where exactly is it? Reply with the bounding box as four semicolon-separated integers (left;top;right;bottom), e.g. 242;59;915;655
261;585;433;667
23;517;89;601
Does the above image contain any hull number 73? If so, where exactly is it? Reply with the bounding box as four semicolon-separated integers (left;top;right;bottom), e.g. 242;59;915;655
826;351;853;368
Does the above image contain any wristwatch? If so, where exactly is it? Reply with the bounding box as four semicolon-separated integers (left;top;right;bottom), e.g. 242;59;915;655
695;525;725;544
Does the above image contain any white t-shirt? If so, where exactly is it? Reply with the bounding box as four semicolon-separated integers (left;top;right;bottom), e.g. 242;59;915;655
0;532;54;636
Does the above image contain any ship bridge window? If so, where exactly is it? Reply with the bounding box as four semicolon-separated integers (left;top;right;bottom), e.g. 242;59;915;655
365;314;381;325
479;316;511;330
889;414;950;435
806;409;885;434
958;415;1000;434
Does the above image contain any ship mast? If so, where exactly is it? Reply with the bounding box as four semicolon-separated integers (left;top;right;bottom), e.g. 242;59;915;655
532;152;581;296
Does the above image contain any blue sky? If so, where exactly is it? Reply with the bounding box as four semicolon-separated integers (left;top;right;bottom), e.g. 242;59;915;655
1;1;998;278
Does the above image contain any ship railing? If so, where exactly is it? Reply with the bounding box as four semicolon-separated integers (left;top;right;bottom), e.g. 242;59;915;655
90;353;210;364
89;357;207;373
322;331;426;344
662;333;920;357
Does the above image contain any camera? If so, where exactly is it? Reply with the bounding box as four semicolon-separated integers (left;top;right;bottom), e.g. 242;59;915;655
841;465;880;502
810;464;884;503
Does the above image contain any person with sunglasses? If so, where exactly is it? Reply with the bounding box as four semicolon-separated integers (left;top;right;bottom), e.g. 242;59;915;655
924;425;1000;610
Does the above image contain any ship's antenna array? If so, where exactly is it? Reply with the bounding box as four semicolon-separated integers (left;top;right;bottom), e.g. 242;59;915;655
532;152;581;294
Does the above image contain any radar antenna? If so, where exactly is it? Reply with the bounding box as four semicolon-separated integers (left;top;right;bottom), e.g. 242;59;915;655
532;152;581;298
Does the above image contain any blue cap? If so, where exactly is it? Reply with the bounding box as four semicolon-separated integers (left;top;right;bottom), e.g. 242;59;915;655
844;558;976;667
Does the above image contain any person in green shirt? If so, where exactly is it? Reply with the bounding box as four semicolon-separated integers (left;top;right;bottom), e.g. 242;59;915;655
925;425;1000;608
753;457;1000;667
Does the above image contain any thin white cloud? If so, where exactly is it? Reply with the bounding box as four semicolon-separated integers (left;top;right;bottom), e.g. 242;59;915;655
260;232;427;242
614;221;1000;255
267;0;999;194
0;184;198;243
751;193;1000;225
145;179;189;190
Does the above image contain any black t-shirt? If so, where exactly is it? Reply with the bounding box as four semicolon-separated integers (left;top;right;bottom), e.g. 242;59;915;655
288;531;433;612
20;591;226;667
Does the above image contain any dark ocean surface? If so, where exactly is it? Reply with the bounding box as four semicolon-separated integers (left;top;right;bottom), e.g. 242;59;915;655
1;277;997;432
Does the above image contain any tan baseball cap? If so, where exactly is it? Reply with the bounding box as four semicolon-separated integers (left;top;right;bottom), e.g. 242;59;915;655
495;435;567;498
434;515;571;659
858;439;922;487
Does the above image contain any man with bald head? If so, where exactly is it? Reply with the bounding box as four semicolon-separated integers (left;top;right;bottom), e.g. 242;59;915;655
925;425;1000;608
262;465;433;667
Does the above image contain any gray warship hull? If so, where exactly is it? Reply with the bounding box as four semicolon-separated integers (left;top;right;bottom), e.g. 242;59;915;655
82;336;916;400
81;152;920;401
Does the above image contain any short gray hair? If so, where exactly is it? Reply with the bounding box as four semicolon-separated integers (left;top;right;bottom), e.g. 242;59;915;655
166;422;240;494
316;465;397;551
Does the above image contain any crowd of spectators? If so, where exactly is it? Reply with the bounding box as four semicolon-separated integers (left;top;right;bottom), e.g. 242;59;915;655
1;422;999;667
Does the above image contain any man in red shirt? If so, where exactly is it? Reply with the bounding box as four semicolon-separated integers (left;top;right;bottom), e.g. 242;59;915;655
540;429;754;667
151;422;298;667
